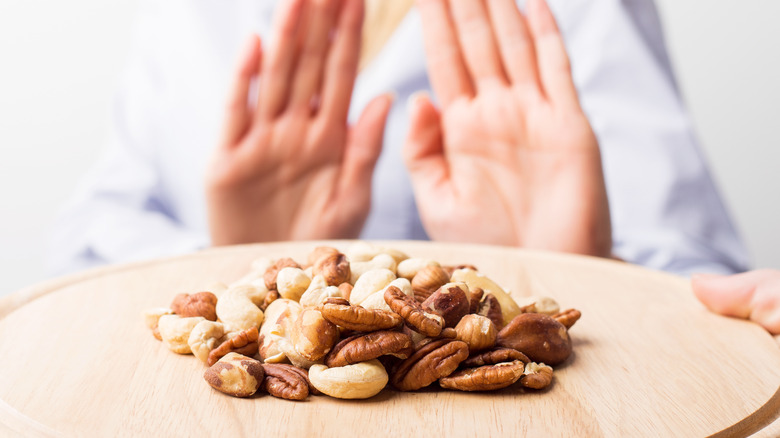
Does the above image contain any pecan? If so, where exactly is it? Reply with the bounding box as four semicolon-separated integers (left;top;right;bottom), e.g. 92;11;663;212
204;353;264;398
421;283;470;328
261;363;309;400
264;258;301;291
497;313;572;365
439;360;526;391
208;327;259;366
468;287;484;314
320;301;402;332
519;362;554;389
313;253;351;286
553;308;581;330
477;293;503;329
325;331;413;368
390;339;469;391
171;292;218;321
463;348;530;368
411;265;450;303
384;286;442;337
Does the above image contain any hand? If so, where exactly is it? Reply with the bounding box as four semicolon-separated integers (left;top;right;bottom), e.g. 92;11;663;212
692;270;780;334
405;0;611;256
207;0;393;245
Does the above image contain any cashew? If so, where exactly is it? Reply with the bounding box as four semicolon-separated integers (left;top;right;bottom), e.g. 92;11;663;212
276;267;311;301
349;254;398;284
349;268;396;306
216;284;265;332
299;283;342;309
361;278;413;311
346;242;408;264
188;320;227;364
158;315;205;354
141;307;173;340
396;258;441;280
308;359;388;399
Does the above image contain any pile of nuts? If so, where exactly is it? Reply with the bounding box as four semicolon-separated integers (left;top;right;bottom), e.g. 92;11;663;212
142;243;581;400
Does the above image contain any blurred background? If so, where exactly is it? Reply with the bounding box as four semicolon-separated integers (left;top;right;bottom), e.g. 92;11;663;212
0;0;778;296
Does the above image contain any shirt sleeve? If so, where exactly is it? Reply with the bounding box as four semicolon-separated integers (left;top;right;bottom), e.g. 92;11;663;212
550;0;750;275
46;3;209;276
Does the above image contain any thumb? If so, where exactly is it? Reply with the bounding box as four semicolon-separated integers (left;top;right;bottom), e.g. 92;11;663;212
402;92;449;200
341;93;395;189
692;271;761;320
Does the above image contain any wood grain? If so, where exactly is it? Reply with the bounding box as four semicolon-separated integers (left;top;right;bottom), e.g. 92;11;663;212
0;241;778;437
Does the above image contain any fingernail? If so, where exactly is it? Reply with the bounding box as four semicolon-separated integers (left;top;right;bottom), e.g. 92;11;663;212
406;91;429;113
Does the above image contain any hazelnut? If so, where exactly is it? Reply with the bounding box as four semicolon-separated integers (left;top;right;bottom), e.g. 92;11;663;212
411;265;451;303
313;253;351;286
454;314;497;352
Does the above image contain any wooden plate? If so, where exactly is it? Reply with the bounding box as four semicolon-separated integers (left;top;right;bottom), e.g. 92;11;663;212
1;241;779;437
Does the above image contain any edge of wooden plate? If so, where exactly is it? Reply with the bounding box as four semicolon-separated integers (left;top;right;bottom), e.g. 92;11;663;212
2;241;779;437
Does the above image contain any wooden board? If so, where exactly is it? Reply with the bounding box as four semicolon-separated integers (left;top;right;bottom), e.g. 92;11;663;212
1;241;779;437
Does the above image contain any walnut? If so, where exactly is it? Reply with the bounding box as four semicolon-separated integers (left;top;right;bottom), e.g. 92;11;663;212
553;308;582;329
325;331;413;368
384;285;442;337
320;300;403;332
264;258;301;291
261;363;309;400
208;327;259;366
439;360;526;391
170;292;218;321
411;265;450;303
313;252;351;286
203;352;265;398
453;314;497;352
390;339;469;391
497;313;572;365
420;282;470;328
519;362;554;389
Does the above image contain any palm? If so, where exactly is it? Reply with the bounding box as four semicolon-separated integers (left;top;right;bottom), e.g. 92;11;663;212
406;0;610;256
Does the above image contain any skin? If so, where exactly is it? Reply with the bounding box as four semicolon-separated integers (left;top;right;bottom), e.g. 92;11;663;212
207;0;611;258
693;270;780;335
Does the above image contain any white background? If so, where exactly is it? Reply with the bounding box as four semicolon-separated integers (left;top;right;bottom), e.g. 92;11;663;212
1;0;778;296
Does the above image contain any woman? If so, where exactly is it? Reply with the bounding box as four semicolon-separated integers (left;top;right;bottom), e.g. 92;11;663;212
49;0;748;277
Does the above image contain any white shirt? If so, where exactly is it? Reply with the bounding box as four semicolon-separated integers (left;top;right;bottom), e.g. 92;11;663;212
48;0;750;276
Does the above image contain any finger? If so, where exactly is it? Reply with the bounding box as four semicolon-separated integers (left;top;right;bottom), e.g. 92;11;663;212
340;93;395;191
320;0;363;123
448;0;508;89
526;0;579;108
257;0;306;119
402;92;450;200
486;0;540;89
692;273;755;319
415;0;474;106
222;34;262;147
289;0;342;113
